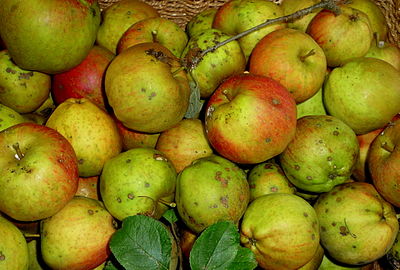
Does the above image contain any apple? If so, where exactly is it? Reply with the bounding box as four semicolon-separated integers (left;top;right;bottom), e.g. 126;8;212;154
0;103;27;132
212;0;286;60
296;87;327;119
0;122;79;221
307;6;373;67
368;118;400;207
279;115;359;193
52;45;115;110
155;118;213;173
364;38;400;70
323;57;400;135
76;176;100;200
105;42;190;133
46;98;122;177
0;50;50;114
117;17;188;58
100;147;177;220
96;0;159;54
280;0;322;32
0;215;29;270
181;28;246;98
205;73;297;164
186;8;217;38
249;28;327;103
40;196;117;270
0;0;100;74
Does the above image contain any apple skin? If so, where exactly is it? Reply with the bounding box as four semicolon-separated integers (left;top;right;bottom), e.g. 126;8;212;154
96;0;159;54
249;28;327;103
0;103;27;131
117;17;188;58
186;8;217;38
323;57;400;135
205;73;297;164
281;0;321;32
105;42;190;133
0;123;79;221
365;39;400;70
76;176;100;200
368;118;400;207
52;45;115;110
296;87;327;119
307;6;373;67
212;0;286;60
0;0;100;74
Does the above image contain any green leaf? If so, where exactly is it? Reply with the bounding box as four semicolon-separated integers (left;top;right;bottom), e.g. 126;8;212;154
103;259;122;270
189;221;241;270
228;246;258;270
162;208;178;225
184;78;203;119
109;215;173;270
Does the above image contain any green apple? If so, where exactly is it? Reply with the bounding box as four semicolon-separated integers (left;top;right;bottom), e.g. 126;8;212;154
0;123;79;221
0;50;50;113
365;39;400;70
186;8;217;38
323;57;400;135
96;0;159;54
0;0;100;74
100;147;177;220
46;98;123;177
0;215;29;270
0;103;26;131
281;0;321;32
41;196;117;270
296;87;327;119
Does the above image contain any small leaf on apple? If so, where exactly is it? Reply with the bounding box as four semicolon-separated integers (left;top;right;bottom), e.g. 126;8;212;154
109;215;174;270
163;208;179;224
184;79;203;119
189;221;257;270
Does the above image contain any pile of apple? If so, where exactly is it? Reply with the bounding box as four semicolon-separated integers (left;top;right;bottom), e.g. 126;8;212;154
0;0;400;269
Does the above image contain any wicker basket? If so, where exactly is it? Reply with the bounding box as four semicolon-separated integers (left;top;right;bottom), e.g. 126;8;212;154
98;0;399;45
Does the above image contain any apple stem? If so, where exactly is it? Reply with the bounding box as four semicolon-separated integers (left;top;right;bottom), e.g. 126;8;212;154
300;49;316;62
184;0;346;71
374;32;385;48
23;233;40;238
159;199;176;208
12;143;24;160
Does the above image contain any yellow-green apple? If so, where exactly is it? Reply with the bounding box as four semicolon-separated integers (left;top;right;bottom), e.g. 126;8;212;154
212;0;286;60
179;226;197;263
114;116;160;150
0;0;100;74
307;6;373;67
247;161;295;202
280;0;321;32
0;215;29;270
240;193;320;270
296;87;326;119
76;176;100;200
344;0;388;41
52;45;115;110
314;182;398;265
117;17;188;57
155;118;213;173
205;73;297;164
40;196;117;270
96;0;159;54
323;57;400;135
46;98;122;177
279;115;359;193
105;42;190;133
175;154;249;233
0;123;79;221
0;50;50;113
100;147;177;220
318;254;371;269
368;118;400;207
298;244;324;270
22;93;56;124
181;28;246;98
365;39;400;70
249;28;327;103
27;240;45;270
0;104;26;131
186;8;217;38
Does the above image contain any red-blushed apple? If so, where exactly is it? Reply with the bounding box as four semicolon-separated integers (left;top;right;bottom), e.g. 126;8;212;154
76;176;100;200
205;73;297;164
186;8;217;38
113;115;160;150
96;0;159;54
307;6;373;67
368;118;400;207
105;42;190;133
0;122;79;221
46;98;122;177
212;0;286;60
155;118;213;173
117;17;188;57
52;45;115;110
365;38;400;70
249;28;327;103
280;0;321;32
40;196;117;270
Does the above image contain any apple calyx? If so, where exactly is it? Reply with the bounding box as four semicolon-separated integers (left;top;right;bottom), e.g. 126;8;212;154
12;143;24;160
348;13;360;23
299;49;316;62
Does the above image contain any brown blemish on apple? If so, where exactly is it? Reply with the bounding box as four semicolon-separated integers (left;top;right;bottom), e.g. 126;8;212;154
272;98;281;105
336;197;342;203
333;130;339;136
209;204;218;208
144;182;150;188
148;92;156;100
0;252;5;260
332;222;337;226
126;159;131;163
303;212;309;217
265;138;271;143
306;175;313;180
220;195;229;208
311;234;316;240
5;67;16;74
270;186;278;192
294;165;300;170
88;209;94;215
78;158;84;164
127;193;134;200
116;197;122;203
18;71;34;80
